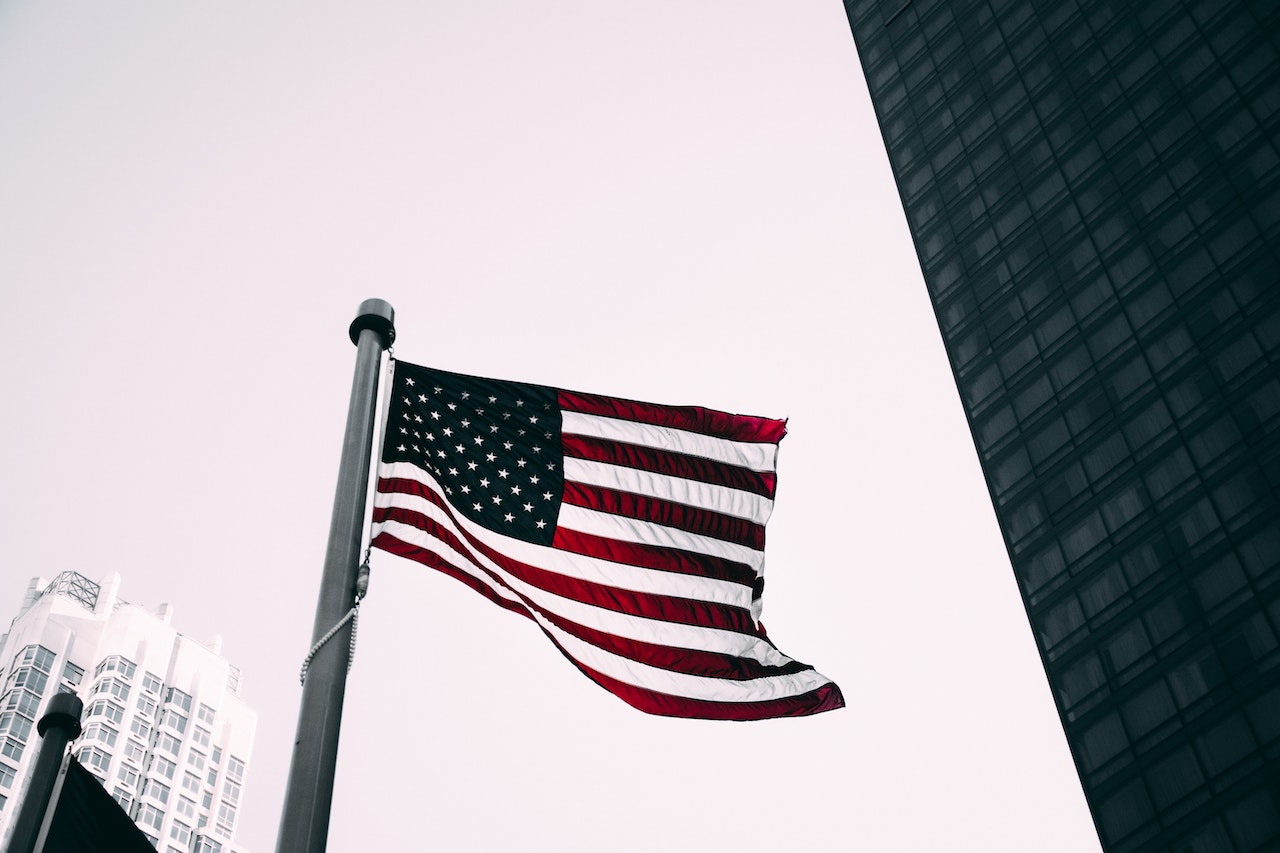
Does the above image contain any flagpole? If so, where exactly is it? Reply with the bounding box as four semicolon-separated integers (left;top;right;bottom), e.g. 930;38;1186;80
276;298;395;853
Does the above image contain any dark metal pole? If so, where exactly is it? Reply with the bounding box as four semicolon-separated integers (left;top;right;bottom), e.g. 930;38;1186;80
276;299;395;853
8;693;83;853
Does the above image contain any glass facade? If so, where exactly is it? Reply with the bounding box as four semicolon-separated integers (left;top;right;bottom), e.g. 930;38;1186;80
842;0;1279;850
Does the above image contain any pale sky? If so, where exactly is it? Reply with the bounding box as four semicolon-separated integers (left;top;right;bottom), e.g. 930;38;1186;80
0;2;1101;851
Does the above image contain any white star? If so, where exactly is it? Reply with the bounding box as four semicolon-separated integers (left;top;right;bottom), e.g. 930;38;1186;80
443;427;453;437
523;503;533;512
486;453;497;462
489;425;499;433
447;402;457;410
473;436;484;445
424;432;434;441
418;394;428;403
461;485;471;494
397;444;406;452
530;475;540;484
433;386;442;393
498;469;509;479
455;444;465;453
510;485;521;495
488;396;497;403
460;418;470;428
516;400;524;407
479;477;490;488
430;411;441;420
516;459;527;468
536;519;547;529
532;446;542;454
414;415;423;423
517;429;526;436
492;495;502;505
467;461;478;471
399;427;408;435
543;492;553;500
473;502;482;512
405;377;415;386
529;415;538;424
503;441;513;450
461;392;470;400
547;462;556;470
411;445;419;453
437;450;446;459
504;513;514;522
448;467;459;476
502;413;511;420
402;396;411;405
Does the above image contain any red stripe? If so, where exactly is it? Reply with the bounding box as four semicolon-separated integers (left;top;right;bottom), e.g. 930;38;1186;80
571;663;846;720
559;391;786;444
551;526;757;587
374;485;758;633
561;481;766;550
537;607;808;680
371;532;532;620
561;433;777;497
374;529;843;720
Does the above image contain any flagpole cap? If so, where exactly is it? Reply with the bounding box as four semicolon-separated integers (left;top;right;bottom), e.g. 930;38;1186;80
37;692;83;740
349;298;396;348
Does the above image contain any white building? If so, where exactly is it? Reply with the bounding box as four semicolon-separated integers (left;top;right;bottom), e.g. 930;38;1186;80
0;571;256;852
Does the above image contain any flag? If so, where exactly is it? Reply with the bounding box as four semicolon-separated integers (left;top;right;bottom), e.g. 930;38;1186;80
370;361;844;720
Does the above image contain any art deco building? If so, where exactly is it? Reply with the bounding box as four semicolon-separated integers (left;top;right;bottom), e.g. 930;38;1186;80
841;0;1279;850
0;572;256;852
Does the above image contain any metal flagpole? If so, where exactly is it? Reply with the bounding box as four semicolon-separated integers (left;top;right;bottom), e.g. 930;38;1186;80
276;298;395;853
7;693;82;853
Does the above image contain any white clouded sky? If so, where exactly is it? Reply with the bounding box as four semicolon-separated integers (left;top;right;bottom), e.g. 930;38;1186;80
0;2;1100;851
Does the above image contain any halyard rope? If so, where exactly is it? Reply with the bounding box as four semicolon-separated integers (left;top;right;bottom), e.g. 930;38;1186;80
299;555;370;685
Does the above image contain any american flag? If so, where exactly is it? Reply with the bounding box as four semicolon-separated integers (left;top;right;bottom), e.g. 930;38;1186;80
370;360;843;720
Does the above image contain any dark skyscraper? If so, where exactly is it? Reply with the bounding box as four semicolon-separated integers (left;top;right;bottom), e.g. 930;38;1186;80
840;1;1279;850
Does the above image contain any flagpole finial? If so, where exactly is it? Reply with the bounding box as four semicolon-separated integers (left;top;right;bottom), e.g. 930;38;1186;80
349;298;395;347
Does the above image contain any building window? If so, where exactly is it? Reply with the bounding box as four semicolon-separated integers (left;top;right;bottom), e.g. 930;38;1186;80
160;708;189;734
222;779;241;805
192;726;211;749
194;838;223;853
156;732;181;756
79;746;112;776
197;704;216;726
85;698;125;725
170;821;192;845
175;796;197;819
164;687;193;714
123;739;146;764
141;672;163;695
0;762;16;789
216;801;237;833
60;661;84;692
83;722;119;748
130;717;151;740
152;755;177;781
136;694;158;718
93;655;137;681
135;801;164;831
181;771;202;795
189;749;206;771
143;778;171;805
94;677;130;702
226;756;245;783
117;764;140;788
112;787;133;812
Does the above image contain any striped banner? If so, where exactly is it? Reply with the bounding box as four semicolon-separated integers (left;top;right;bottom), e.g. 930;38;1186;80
371;361;843;720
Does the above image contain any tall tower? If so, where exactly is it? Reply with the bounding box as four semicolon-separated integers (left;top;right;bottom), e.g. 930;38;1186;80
841;0;1279;850
0;572;256;852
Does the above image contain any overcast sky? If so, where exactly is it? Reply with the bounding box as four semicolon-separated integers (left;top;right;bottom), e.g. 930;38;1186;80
0;2;1102;851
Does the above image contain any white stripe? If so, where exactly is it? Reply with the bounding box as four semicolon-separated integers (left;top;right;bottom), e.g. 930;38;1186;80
377;463;753;608
563;458;774;525
374;521;832;703
561;411;778;472
372;512;791;667
546;617;834;704
557;504;764;573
